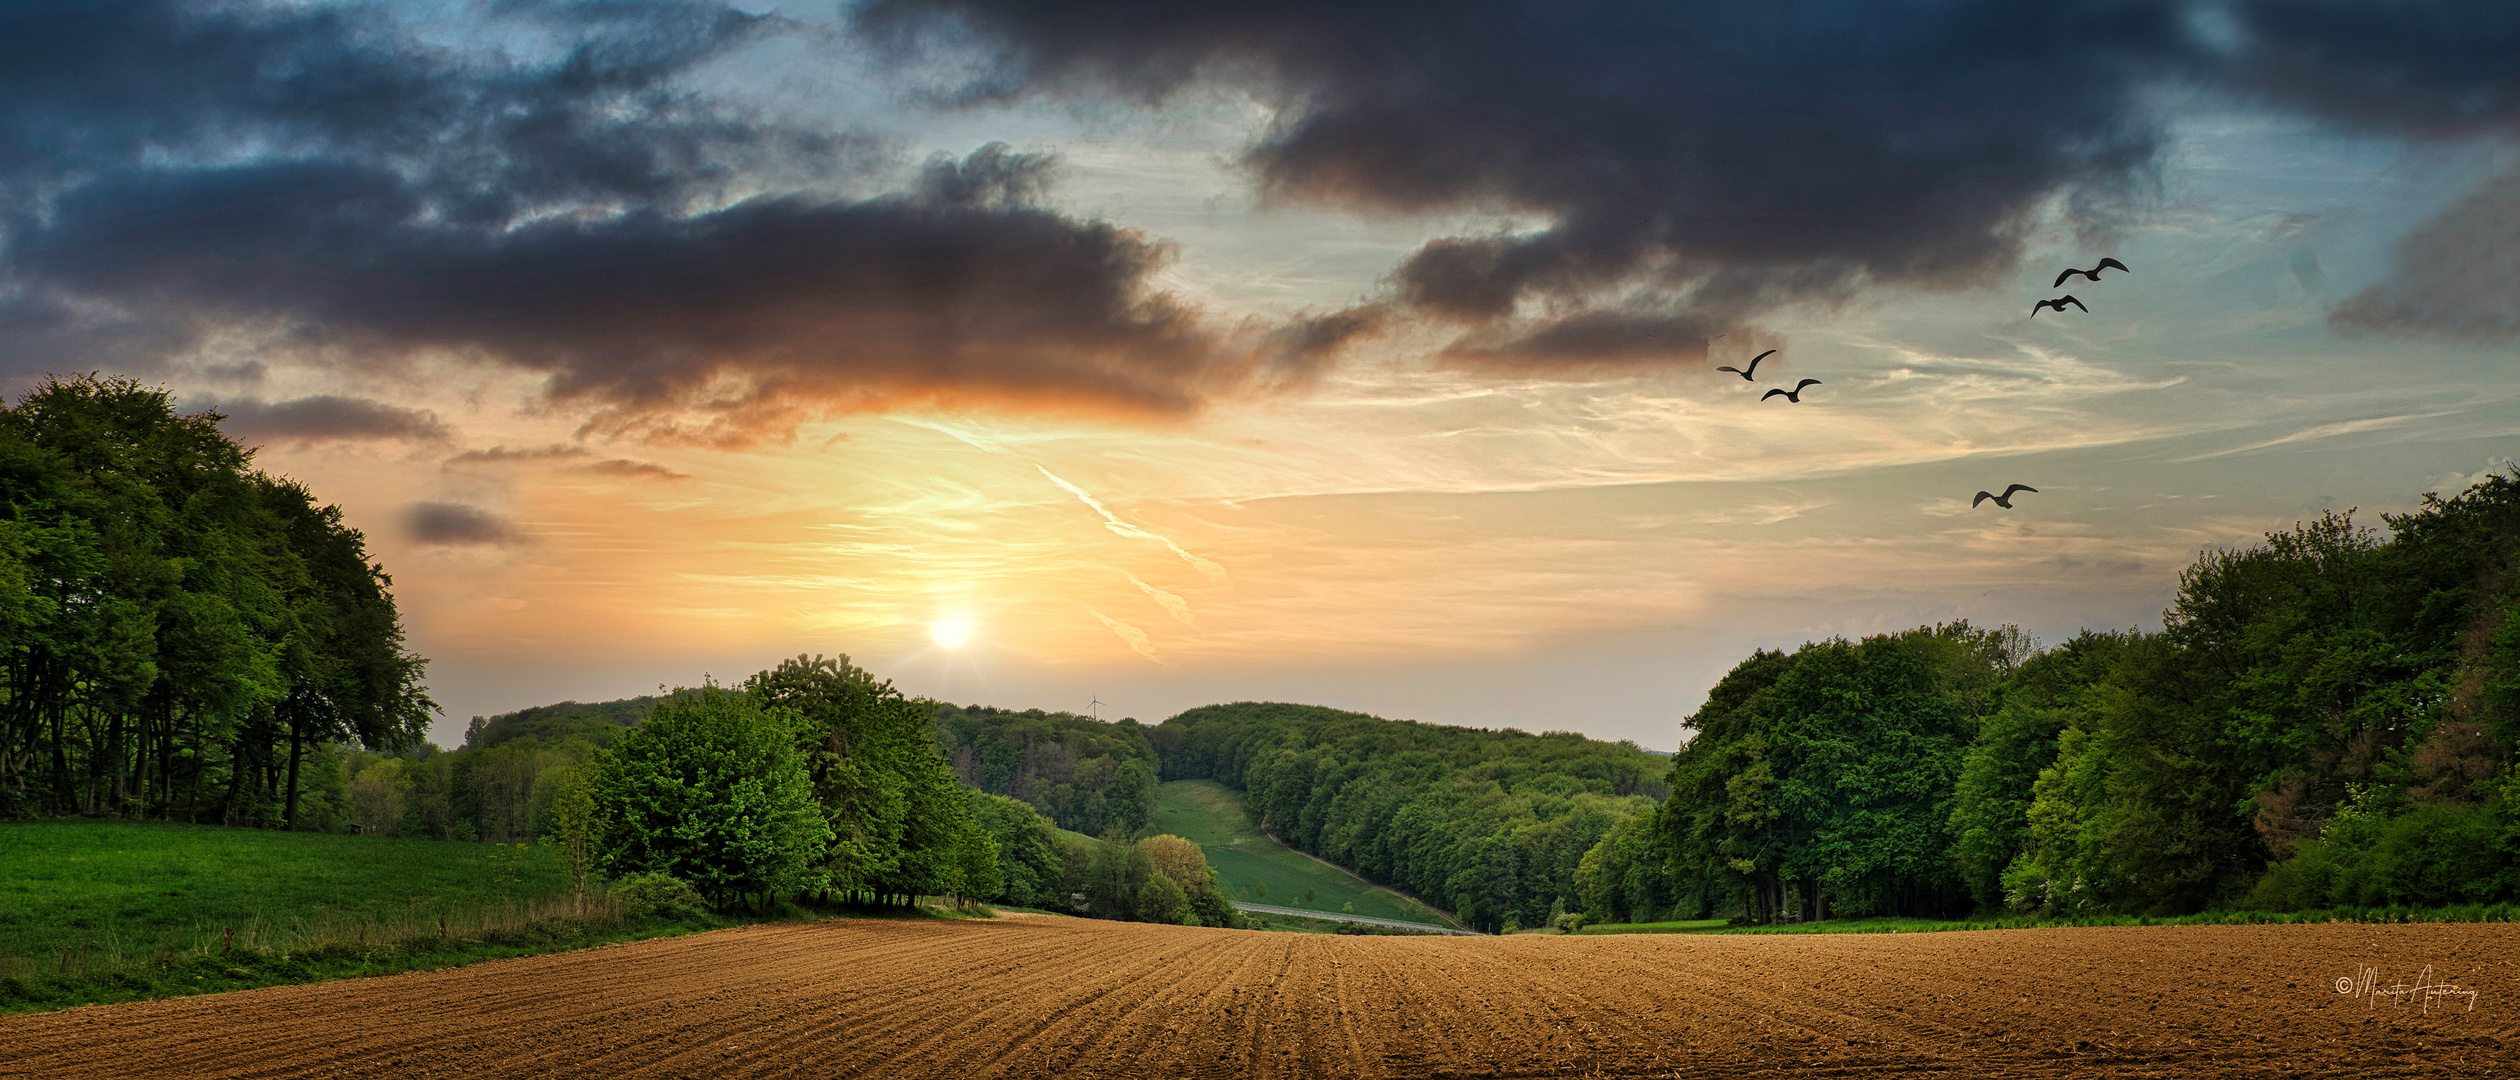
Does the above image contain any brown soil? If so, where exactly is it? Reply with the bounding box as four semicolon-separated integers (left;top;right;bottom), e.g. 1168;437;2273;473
4;916;2516;1078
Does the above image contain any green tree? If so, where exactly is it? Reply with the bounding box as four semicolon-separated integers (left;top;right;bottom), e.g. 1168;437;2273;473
542;762;603;903
745;655;987;904
587;688;830;908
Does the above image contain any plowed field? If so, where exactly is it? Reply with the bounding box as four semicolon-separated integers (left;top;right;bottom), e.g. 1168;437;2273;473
5;916;2515;1078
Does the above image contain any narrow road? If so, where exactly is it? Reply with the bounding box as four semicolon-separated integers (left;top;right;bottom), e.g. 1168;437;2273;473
1233;902;1483;935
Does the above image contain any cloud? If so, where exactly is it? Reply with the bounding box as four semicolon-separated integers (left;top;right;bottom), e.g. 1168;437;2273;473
1039;466;1228;582
866;0;2520;367
2168;410;2465;463
864;0;2191;365
0;2;1258;431
445;444;690;479
1126;571;1196;624
2329;166;2520;341
2216;1;2520;138
1087;605;1164;664
406;501;523;546
584;458;692;481
444;445;590;469
208;394;448;443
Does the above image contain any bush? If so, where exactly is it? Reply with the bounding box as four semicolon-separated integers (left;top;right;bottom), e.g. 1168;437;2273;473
1553;911;1589;933
2246;799;2520;910
611;872;707;921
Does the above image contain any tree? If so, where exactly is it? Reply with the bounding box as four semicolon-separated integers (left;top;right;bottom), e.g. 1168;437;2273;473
969;790;1066;908
542;763;602;904
587;688;830;908
1141;833;1238;926
744;654;986;904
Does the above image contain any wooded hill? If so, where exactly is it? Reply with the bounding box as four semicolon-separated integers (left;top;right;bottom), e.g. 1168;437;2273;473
1151;702;1670;933
1582;473;2520;925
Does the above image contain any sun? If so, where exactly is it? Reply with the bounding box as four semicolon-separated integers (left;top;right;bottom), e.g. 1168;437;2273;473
929;619;973;649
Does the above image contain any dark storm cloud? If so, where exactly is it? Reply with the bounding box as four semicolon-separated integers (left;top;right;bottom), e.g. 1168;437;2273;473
406;501;522;545
209;394;450;443
864;0;2520;363
862;0;2193;364
0;1;1238;427
2218;1;2520;137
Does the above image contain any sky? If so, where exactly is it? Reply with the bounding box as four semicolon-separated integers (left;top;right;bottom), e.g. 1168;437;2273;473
4;0;2517;750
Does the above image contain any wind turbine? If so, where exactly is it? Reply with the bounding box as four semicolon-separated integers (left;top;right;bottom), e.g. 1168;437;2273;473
1088;696;1105;720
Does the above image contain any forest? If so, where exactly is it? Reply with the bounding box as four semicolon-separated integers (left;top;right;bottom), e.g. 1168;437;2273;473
1152;703;1670;932
1580;474;2520;925
933;704;1158;837
0;376;434;829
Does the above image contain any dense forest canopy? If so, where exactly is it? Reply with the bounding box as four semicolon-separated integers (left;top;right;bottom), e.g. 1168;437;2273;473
1597;475;2520;925
0;376;433;827
932;704;1158;837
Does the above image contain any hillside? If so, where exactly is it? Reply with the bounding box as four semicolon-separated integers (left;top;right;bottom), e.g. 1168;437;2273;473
1152;702;1668;932
1152;780;1457;927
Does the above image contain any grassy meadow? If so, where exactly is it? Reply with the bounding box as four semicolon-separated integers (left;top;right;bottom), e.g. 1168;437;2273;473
0;819;874;1015
0;819;579;964
1153;780;1460;928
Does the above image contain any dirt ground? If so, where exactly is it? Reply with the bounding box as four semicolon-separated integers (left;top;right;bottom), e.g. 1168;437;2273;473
4;915;2515;1078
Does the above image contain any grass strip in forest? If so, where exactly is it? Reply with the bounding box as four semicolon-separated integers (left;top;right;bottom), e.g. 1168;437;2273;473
1152;780;1459;927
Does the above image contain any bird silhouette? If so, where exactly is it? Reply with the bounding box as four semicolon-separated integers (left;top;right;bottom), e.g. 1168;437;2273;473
1716;349;1775;381
2031;295;2088;317
1761;379;1822;403
2052;258;2130;287
1972;484;2038;509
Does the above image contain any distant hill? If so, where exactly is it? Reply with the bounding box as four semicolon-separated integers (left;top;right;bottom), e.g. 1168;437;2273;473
1151;701;1669;932
462;694;673;751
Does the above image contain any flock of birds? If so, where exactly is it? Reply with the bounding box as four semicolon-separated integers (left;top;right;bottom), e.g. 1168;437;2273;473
1717;257;2135;513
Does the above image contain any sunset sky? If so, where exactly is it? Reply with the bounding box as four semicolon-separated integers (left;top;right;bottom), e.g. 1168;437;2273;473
5;1;2516;749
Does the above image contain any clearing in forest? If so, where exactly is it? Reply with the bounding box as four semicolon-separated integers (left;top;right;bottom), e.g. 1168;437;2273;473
1152;780;1453;926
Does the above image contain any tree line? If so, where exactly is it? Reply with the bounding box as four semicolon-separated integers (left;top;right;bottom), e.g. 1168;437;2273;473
0;376;433;828
451;658;1236;926
1582;473;2520;924
933;703;1158;837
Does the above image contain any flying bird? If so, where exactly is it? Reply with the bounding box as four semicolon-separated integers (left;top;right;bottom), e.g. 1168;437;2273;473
1973;484;2038;509
1716;349;1776;381
2052;258;2130;287
1761;379;1822;403
2031;295;2088;317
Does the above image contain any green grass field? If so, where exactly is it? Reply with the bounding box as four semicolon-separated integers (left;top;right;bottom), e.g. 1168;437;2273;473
1152;780;1460;928
0;818;839;1015
1568;919;1730;935
0;819;578;965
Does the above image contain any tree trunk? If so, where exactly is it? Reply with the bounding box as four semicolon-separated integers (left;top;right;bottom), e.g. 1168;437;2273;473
283;705;305;832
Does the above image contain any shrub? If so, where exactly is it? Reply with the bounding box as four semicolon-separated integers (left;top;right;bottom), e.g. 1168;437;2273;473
611;872;707;921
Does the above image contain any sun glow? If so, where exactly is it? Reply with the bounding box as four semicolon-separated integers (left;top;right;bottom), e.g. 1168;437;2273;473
930;619;974;649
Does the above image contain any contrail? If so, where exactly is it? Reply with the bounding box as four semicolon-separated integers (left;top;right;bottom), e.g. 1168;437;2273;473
1038;466;1228;583
1087;606;1164;664
1126;571;1196;624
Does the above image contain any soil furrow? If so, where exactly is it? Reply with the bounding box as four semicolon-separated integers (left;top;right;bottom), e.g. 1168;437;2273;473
4;916;2514;1079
